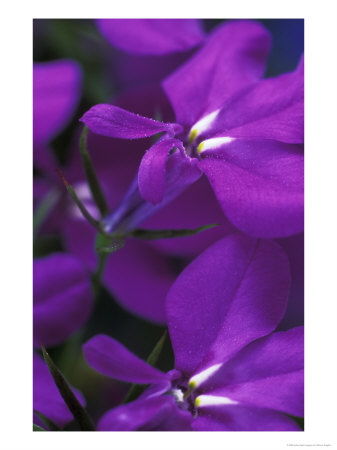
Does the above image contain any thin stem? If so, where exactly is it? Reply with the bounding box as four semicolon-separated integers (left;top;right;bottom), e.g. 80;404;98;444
79;126;109;217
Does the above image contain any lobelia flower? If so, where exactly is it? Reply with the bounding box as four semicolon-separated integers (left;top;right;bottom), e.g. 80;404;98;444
83;233;304;431
62;86;234;324
81;20;304;239
33;253;93;428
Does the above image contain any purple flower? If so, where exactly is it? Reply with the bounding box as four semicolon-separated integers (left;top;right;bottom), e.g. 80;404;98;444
33;59;82;171
97;19;205;55
62;87;235;324
81;20;304;239
33;253;93;428
83;234;304;431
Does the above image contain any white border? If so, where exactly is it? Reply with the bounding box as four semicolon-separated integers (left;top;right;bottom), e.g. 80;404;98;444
1;0;337;449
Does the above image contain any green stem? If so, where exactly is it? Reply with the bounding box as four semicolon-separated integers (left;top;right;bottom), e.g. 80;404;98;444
79;126;109;217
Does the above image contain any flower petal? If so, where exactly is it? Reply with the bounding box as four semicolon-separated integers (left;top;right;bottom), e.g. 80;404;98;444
199;138;304;238
192;405;301;431
167;233;290;375
33;60;82;145
163;20;271;127
83;334;168;384
97;395;191;431
97;19;205;55
138;138;184;204
33;353;86;428
80;104;180;139
63;218;178;324
33;254;93;347
203;327;304;416
210;56;304;143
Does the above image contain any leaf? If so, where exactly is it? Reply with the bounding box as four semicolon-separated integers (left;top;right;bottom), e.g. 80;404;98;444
41;345;95;431
34;410;60;431
123;331;167;404
33;424;46;431
130;223;219;240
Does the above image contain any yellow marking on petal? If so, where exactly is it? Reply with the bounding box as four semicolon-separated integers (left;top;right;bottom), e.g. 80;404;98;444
188;380;197;390
197;141;205;154
188;128;198;143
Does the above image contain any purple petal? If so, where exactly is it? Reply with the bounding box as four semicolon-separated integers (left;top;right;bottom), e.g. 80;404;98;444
80;104;180;139
63;218;177;324
98;395;191;431
210;56;304;143
193;405;301;431
167;234;290;375
33;353;86;428
163;20;271;127
138;138;184;204
103;150;202;234
277;233;304;329
33;253;93;348
143;175;237;258
199;138;304;238
203;327;304;416
97;19;205;55
33;60;82;145
83;334;167;384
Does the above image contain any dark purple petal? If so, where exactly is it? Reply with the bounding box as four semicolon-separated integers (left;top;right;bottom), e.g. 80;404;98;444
83;334;168;384
33;60;82;145
193;405;301;431
63;218;177;324
138;139;184;204
80;104;180;139
33;254;93;347
144;175;237;258
203;327;304;416
210;56;304;143
33;353;86;428
97;19;205;55
277;233;304;329
163;20;271;127
167;234;290;375
199;138;304;238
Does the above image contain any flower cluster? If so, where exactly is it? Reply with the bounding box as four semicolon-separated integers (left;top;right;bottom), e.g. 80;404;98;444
33;19;304;432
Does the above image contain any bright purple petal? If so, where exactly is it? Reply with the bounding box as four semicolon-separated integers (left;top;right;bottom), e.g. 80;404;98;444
199;138;304;238
97;19;205;55
33;60;82;145
83;334;167;384
203;327;304;416
167;234;290;374
210;56;304;143
33;353;86;428
138;139;184;204
80;104;180;139
193;405;301;431
163;20;271;126
33;254;93;347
